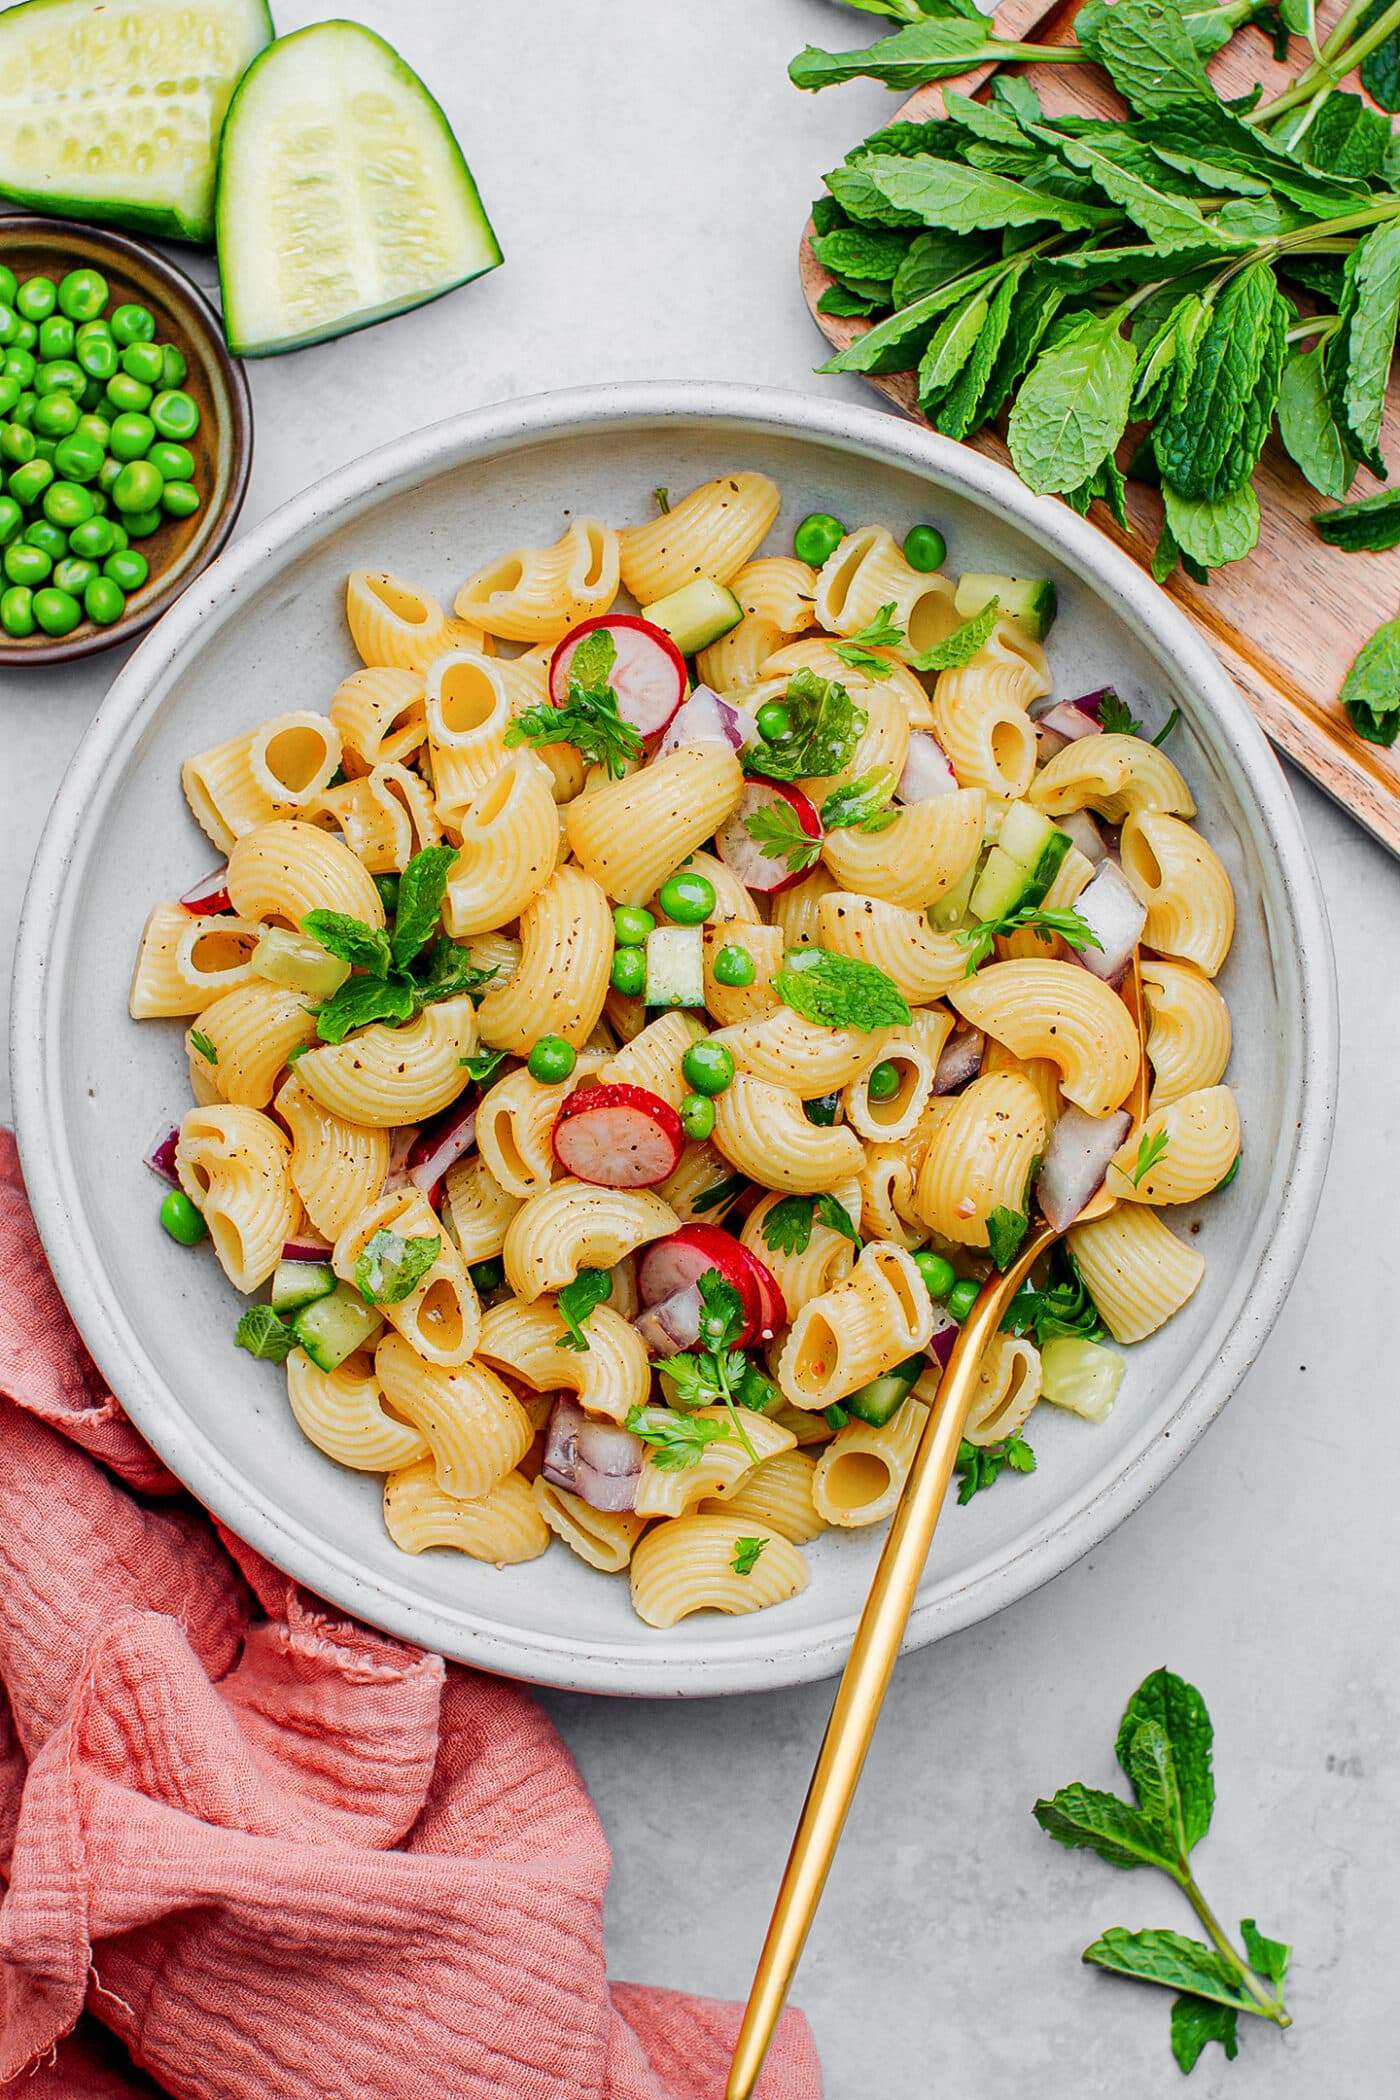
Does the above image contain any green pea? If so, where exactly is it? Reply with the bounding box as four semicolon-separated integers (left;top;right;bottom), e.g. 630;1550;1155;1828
36;358;84;396
12;319;36;351
0;495;20;544
0;584;34;636
106;521;128;553
79;377;105;411
53;430;104;483
0;304;16;348
903;524;947;573
33;391;81;442
755;700;792;744
3;540;49;588
159;1188;207;1244
24;518;67;560
58;267;108;321
1;421;35;465
111;302;156;347
4;349;36;385
43;481;95;529
679;1092;716;1142
52;555;96;597
104;548;147;591
681;1039;735;1097
16;276;56;323
160;479;200;519
468;1255;505;1293
105;371;153;414
866;1059;902;1102
32;437;56;464
158;342;188;389
122;506;162;538
77;413;110;447
147;439;194;482
150;388;199;440
76;333;119;383
119;339;165;386
0;377;19;417
109;411;155;461
913;1250;956;1302
66;516;114;561
657;869;716;924
74;318;112;345
611;904;655;947
87;487;109;516
0;267;15;308
32;585;80;636
803;1091;841;1127
609;945;647;998
527;1035;577;1084
7;459;51;505
82;572;126;627
947;1277;981;1323
38;315;75;361
98;455;124;494
712;943;756;988
10;391;36;429
112;458;164;513
372;872;400;914
793;512;847;566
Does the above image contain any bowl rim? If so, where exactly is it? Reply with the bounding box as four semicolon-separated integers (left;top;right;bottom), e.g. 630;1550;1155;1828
0;213;253;667
10;381;1339;1694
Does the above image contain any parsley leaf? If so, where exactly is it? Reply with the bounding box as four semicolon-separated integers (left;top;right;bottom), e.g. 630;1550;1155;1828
1130;1127;1171;1187
956;1432;1036;1502
819;769;900;834
625;1405;734;1472
745;669;867;783
354;1228;441;1306
731;1535;768;1576
1001;1248;1104;1345
761;1193;861;1257
301;911;393;977
461;1045;509;1085
505;679;644;779
234;1305;296;1362
956;903;1102;975
690;1173;748;1216
653;486;671;513
697;1268;745;1353
986;1204;1030;1271
774;948;911;1031
908;599;999;672
1098;690;1143;736
557;1267;611;1350
188;1028;218;1065
744;798;823;875
656;1271;761;1463
832;601;906;676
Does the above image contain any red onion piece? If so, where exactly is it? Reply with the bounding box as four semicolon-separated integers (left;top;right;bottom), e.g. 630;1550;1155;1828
1073;861;1147;982
179;866;231;915
658;685;754;759
406;1097;478;1207
636;1224;775;1344
897;730;958;802
383;1123;420;1196
1034;723;1069;762
542;1393;585;1493
933;1027;984;1095
928;1304;960;1369
1067;688;1114;724
1036;1106;1132;1233
144;1126;181;1186
1035;700;1103;744
635;1282;704;1357
574;1417;644;1512
282;1235;334;1262
1057;808;1108;865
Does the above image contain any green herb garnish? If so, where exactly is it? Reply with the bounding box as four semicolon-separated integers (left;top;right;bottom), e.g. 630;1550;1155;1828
985;1203;1031;1271
956;1432;1036;1502
653;1270;761;1462
505;677;644;779
743;768;900;874
354;1228;441;1306
831;601;905;676
731;1535;768;1576
908;600;999;672
556;1267;611;1350
691;1173;748;1216
746;669;867;783
1130;1127;1172;1187
1001;1248;1105;1346
774;948;911;1031
304;845;497;1044
1099;691;1143;736
956;903;1103;975
1337;609;1400;746
234;1304;296;1362
189;1029;218;1065
760;1192;861;1257
624;1406;734;1472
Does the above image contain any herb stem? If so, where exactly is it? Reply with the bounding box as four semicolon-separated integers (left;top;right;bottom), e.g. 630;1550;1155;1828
1180;1872;1292;2027
1251;0;1400;119
1285;312;1342;341
995;40;1097;62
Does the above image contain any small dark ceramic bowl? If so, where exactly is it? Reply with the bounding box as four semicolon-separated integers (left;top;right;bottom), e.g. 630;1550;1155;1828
0;216;253;667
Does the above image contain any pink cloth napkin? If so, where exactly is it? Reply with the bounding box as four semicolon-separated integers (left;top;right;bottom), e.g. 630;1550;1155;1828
0;1131;821;2100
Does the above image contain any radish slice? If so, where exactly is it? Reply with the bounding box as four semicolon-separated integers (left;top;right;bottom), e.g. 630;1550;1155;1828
1036;1106;1131;1232
1058;808;1108;865
283;1234;335;1262
637;1224;780;1346
715;780;821;896
550;615;686;737
657;685;756;759
180;866;232;915
1035;700;1102;743
552;1083;684;1188
406;1096;478;1207
635;1282;704;1357
1073;861;1146;982
145;1126;181;1186
897;731;958;802
929;1304;959;1369
933;1027;984;1095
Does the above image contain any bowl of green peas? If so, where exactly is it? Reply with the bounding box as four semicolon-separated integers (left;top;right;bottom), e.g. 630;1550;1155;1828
0;217;252;664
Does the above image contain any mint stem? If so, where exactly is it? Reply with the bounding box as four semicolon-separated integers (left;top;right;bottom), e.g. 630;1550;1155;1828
1178;1869;1292;2027
1251;0;1400;120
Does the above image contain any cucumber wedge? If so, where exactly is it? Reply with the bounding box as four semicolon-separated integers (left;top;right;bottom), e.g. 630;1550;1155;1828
216;22;502;357
0;0;272;243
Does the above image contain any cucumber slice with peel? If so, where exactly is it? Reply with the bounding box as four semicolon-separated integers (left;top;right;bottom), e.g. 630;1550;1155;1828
216;22;502;357
954;572;1058;643
0;0;272;242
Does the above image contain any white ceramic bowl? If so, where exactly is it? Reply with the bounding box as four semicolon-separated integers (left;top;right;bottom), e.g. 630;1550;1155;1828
11;384;1337;1696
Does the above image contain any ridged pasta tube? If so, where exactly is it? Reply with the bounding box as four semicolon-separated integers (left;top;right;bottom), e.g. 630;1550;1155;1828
702;924;784;1028
441;752;559;937
476;1299;651;1423
713;1073;864;1194
226;819;385;929
176;1104;296;1293
275;1075;389;1242
597;1011;706;1109
843;1032;935;1143
334;1187;481;1367
633;1408;797;1519
308;763;441;873
697;556;817;689
375;1333;531;1500
777;1241;934;1409
285;1346;425;1472
800;686;910;807
531;1478;647;1572
1068;1206;1205;1344
383;1463;549;1562
129;905;263;1018
191;981;319;1108
443;1152;524;1261
699;1448;826;1544
657;1141;745;1223
475;866;613;1053
1105;1085;1241;1205
981;1039;1062;1136
502;1179;678;1300
812;1398;929;1529
565;742;744;907
856;1143;924;1252
1030;732;1196;824
629;1515;808;1626
931;661;1039;799
182;712;344;855
618;472;780;600
817;892;966;1004
296;996;476;1128
659;848;760;927
949;960;1141;1116
822;790;985;909
1141;960;1232;1110
963;1334;1041;1447
346;570;484;670
713;1008;892;1098
814;526;960;659
914;1071;1047;1250
454;519;620;642
1120;812;1235;978
328;665;427;773
768;864;838;950
762;635;934;728
424;649;516;829
741;1194;857;1321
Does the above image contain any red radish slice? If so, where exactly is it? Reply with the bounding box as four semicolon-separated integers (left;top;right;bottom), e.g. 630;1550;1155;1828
406;1096;479;1207
180;865;232;915
144;1126;181;1186
283;1234;335;1262
637;1224;779;1346
552;1083;684;1188
550;615;686;737
715;779;822;896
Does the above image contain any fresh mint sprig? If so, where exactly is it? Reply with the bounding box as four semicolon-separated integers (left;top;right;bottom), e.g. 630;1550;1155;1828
774;948;911;1031
304;844;495;1044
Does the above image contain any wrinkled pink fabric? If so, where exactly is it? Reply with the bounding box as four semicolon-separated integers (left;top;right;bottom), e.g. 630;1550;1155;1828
0;1131;820;2100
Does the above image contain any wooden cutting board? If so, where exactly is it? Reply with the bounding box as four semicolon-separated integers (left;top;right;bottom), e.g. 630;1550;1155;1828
799;0;1400;856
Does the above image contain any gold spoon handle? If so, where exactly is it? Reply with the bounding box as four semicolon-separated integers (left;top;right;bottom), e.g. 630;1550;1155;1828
725;1218;1056;2100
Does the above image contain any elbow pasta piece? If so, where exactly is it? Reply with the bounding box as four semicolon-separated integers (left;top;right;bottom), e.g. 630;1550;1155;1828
656;1140;745;1224
346;570;485;670
696;556;817;690
741;1194;857;1321
443;1152;524;1261
699;1448;827;1545
812;1398;929;1529
226;819;385;929
713;1008;892;1098
633;1408;797;1519
949;960;1141;1117
963;1334;1042;1448
713;1073;864;1195
981;1039;1062;1135
328;665;427;774
842;1032;935;1143
475;1054;606;1199
1120;812;1235;978
182;712;344;854
1030;732;1196;825
334;1188;481;1367
375;1332;530;1499
307;762;441;873
275;1075;389;1242
800;686;910;807
297;995;477;1128
914;1071;1047;1251
384;1462;550;1562
856;1143;925;1252
822;789;985;910
423;649;516;829
476;1298;652;1423
129;905;263;1018
531;1478;648;1572
565;742;744;906
187;1035;222;1106
768;864;838;950
1141;959;1232;1110
659;848;761;928
1068;1206;1205;1344
441;752;558;937
814;525;960;659
931;661;1039;799
1039;841;1096;912
502;1179;678;1300
817;891;966;1004
285;1346;425;1472
777;1241;934;1410
176;1104;296;1293
597;1010;706;1109
1105;1085;1241;1205
703;923;784;1027
762;635;934;728
475;865;613;1053
617;472;781;600
454;519;620;643
972;616;1053;698
468;930;524;989
629;1515;808;1627
188;981;318;1109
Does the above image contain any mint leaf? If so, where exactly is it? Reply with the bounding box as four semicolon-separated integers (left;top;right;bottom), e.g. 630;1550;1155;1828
819;769;898;833
1326;246;1389;481
1342;222;1400;478
731;1535;767;1576
1302;90;1391;179
909;600;998;672
1279;347;1356;502
568;627;616;688
818;285;885;319
746;669;867;783
1079;0;1217;117
1116;1668;1215;1852
556;1266;611;1350
1240;1920;1290;1989
412;936;497;1005
1312;485;1400;552
854;151;1113;236
354;1228;440;1306
819;267;1003;375
761;1192;860;1257
894;227;998;306
1084;1927;1258;2010
1154;264;1280;503
1162;479;1260;571
188;1028;217;1065
1338;610;1400;746
234;1305;296;1362
790;18;997;94
391;844;459;970
1009;310;1137;497
916;288;992;413
930;264;1024;440
1001;1248;1104;1345
625;1405;733;1471
811;225;912;283
1171;1993;1239;2073
302;910;392;977
1032;1782;1181;1872
1361;0;1400;111
462;1046;509;1085
1035;125;1241;255
775;950;911;1032
313;974;418;1044
744;799;823;874
986;1204;1029;1271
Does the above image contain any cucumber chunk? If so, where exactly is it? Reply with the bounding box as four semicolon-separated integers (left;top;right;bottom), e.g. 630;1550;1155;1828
0;0;272;242
955;572;1058;643
843;1364;920;1427
998;800;1058;870
643;578;743;656
292;1281;383;1372
645;925;705;1008
216;21;502;357
926;855;978;933
252;927;351;1002
970;804;1071;919
270;1259;338;1314
969;845;1031;925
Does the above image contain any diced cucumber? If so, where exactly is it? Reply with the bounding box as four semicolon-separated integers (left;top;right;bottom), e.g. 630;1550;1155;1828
969;845;1031;925
843;1363;920;1427
252;928;351;1002
643;577;743;656
969;805;1071;919
0;0;272;242
955;572;1058;642
292;1281;383;1372
998;800;1059;871
1040;1336;1124;1423
927;856;979;933
216;21;502;357
645;925;705;1008
270;1259;338;1313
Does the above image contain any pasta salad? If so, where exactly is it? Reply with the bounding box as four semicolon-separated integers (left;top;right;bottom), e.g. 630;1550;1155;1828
132;472;1240;1628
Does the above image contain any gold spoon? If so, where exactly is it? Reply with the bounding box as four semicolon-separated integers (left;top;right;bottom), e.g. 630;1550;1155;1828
725;957;1151;2100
